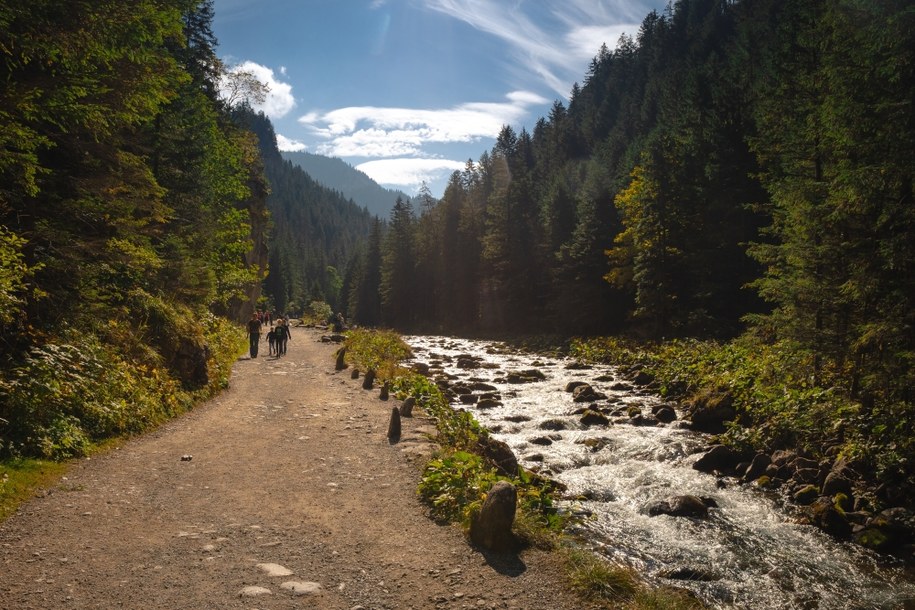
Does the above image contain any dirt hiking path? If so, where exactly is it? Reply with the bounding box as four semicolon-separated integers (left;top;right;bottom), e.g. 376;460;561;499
0;327;589;610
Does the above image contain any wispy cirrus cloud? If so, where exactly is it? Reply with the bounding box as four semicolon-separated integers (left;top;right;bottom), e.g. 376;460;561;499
298;90;547;158
423;0;647;97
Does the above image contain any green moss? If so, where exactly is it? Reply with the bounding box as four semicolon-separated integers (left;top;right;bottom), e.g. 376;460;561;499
833;493;852;513
793;484;818;505
855;527;890;551
753;475;772;488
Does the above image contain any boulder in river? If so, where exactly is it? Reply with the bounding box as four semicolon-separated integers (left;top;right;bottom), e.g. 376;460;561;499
530;436;553;446
807;496;852;538
693;444;742;474
538;418;569;431
653;405;677;423
505;369;546;384
576;437;612;452
792;484;819;505
857;507;915;553
647;495;712;519
477;398;502;409
572;384;607;403
743;453;772;482
456;354;483;369
631;370;654;386
822;472;854;498
565;380;590;393
479;436;518;477
580;409;610;427
471;381;498;392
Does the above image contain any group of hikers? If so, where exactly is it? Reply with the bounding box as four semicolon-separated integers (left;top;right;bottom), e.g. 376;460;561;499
246;311;291;358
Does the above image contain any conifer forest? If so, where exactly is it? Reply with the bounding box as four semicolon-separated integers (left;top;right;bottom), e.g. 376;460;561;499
1;0;914;559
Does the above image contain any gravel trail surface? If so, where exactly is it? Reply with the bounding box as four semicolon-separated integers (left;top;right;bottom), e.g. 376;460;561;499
0;327;588;610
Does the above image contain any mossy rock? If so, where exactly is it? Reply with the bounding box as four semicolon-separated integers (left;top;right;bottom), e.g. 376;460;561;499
752;475;773;488
833;492;853;513
854;527;891;552
793;485;818;505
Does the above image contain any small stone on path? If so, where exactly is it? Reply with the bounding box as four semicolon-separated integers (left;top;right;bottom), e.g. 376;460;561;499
280;580;322;595
239;585;272;597
256;562;294;576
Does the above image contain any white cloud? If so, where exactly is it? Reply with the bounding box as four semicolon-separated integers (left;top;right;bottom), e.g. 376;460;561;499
300;91;547;158
276;134;307;152
425;0;645;97
357;158;466;189
223;60;296;119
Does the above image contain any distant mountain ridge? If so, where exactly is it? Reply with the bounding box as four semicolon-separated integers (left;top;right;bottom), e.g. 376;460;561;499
281;151;410;219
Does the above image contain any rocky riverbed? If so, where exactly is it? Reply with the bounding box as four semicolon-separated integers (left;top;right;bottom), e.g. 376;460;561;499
405;335;915;610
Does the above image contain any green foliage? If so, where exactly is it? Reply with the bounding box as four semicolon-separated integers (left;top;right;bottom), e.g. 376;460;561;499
392;373;485;451
306;300;333;324
0;335;174;459
343;328;412;380
0;227;42;325
0;315;243;460
571;334;914;492
418;451;497;524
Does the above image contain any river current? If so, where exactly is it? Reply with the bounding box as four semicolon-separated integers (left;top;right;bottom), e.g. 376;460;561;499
405;335;915;610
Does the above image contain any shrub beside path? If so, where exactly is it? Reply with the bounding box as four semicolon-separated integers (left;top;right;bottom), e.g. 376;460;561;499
0;326;589;610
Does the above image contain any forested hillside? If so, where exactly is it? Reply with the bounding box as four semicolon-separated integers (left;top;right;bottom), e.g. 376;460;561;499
281;151;411;219
347;0;914;378
0;1;267;458
236;112;375;316
343;0;915;503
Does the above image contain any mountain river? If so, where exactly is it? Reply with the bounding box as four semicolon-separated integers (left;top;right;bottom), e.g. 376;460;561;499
405;335;915;610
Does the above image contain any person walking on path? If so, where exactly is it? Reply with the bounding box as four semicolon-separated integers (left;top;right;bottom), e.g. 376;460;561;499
246;312;262;358
274;317;290;356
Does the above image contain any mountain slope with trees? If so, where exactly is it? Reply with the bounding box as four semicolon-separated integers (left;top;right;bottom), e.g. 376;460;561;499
282;151;411;219
239;114;375;316
0;0;267;459
342;0;915;512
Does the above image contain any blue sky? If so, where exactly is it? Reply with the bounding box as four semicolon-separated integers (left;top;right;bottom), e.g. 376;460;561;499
212;0;667;197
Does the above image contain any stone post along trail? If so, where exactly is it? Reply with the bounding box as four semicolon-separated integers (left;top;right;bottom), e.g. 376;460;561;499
0;326;585;610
